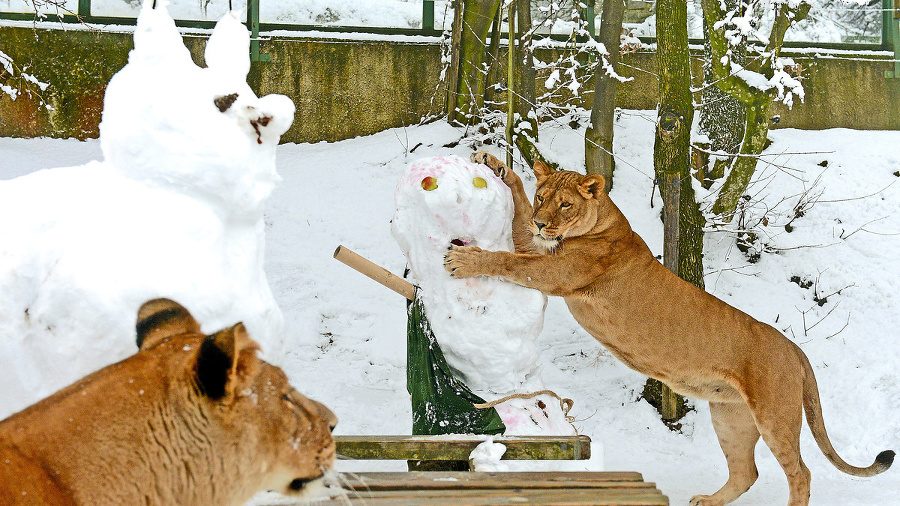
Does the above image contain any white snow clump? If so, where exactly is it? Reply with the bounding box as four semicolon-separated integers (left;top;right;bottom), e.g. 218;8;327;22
0;1;294;418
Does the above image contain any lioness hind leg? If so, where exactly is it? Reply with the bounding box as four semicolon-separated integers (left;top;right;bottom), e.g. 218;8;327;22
690;401;761;506
756;406;811;506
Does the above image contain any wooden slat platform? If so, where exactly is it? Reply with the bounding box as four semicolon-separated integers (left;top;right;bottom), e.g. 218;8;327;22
326;471;669;505
334;435;592;461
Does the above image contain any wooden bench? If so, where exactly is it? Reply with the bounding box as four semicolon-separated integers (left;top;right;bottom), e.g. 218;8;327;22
330;471;669;505
329;435;669;505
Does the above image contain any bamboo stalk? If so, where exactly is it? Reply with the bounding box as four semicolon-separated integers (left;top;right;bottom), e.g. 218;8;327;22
505;1;516;169
333;245;416;301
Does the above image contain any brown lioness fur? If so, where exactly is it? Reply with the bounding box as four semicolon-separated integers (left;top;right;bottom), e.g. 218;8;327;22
445;151;893;506
0;298;337;506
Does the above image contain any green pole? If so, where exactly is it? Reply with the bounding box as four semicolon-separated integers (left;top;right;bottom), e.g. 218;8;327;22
247;0;270;62
586;3;595;39
78;0;90;17
423;0;435;33
883;0;900;78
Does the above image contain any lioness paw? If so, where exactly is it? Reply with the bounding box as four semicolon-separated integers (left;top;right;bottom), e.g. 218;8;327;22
444;246;484;278
688;495;722;506
470;151;507;179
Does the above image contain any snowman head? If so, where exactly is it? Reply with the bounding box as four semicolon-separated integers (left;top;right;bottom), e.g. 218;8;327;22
391;155;514;283
99;3;294;218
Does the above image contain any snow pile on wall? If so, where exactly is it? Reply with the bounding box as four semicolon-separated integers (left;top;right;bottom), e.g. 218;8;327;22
0;2;294;418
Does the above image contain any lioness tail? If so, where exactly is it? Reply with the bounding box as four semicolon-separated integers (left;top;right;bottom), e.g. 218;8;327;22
797;342;894;477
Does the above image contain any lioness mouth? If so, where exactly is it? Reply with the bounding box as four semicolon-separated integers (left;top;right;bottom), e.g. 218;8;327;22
289;475;322;491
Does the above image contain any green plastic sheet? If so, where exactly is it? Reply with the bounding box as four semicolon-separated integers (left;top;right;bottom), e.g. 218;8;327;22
406;294;506;436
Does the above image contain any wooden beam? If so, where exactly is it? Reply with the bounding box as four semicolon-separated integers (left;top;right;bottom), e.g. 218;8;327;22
341;471;648;489
335;435;591;461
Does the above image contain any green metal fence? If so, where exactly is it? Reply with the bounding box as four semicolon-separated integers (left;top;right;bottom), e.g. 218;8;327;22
0;1;898;58
0;1;443;35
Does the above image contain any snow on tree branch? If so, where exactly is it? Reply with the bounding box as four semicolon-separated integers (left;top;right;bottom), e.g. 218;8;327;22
769;57;804;107
0;49;51;107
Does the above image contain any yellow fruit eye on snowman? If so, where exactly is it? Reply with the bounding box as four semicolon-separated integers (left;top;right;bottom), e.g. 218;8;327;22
473;177;487;188
421;176;438;191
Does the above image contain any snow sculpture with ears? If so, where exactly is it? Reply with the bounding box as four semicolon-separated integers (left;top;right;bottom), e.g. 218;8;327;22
0;2;294;418
392;155;576;435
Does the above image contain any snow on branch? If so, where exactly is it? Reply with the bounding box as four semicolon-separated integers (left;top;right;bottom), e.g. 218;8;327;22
0;49;51;107
769;57;804;107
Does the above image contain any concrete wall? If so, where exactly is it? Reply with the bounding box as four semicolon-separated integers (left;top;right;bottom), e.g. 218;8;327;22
1;24;899;144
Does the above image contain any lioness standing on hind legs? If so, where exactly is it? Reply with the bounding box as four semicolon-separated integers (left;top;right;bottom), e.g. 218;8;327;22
444;151;893;506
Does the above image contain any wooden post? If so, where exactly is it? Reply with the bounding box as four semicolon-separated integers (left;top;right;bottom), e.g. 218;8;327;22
657;171;684;422
648;0;698;425
333;246;415;300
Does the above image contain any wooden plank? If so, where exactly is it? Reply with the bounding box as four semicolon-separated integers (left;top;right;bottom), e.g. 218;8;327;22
343;471;650;491
326;488;669;505
334;435;591;461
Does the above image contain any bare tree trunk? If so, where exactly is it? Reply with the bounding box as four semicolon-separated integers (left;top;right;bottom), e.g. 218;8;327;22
701;0;811;219
445;0;464;123
452;0;504;124
585;0;626;193
697;0;745;189
482;7;503;108
512;0;548;169
646;0;705;425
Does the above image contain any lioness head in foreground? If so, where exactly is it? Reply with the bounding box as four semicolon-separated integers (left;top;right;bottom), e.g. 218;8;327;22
0;298;336;506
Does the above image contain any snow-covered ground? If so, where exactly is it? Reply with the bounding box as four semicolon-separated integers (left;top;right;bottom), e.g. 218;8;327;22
2;111;899;504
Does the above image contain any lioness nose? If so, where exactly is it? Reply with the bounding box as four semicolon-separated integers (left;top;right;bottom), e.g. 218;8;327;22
534;221;547;231
312;399;338;432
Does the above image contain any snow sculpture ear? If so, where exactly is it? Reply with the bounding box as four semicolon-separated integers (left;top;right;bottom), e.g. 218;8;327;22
204;11;251;81
135;298;201;350
132;0;193;64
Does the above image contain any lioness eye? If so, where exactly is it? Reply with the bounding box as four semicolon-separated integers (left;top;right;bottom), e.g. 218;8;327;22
560;202;572;209
473;177;487;188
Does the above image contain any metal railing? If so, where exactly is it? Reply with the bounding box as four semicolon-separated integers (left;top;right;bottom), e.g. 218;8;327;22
0;1;897;58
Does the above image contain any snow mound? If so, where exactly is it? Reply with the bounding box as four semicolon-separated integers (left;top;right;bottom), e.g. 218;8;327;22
469;438;509;472
0;2;293;418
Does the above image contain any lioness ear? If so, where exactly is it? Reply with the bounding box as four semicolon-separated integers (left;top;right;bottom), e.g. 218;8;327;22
578;174;606;199
533;160;554;182
195;322;261;402
136;298;201;350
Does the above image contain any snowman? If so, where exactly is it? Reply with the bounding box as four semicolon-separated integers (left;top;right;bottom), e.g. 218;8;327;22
392;154;575;435
0;2;293;418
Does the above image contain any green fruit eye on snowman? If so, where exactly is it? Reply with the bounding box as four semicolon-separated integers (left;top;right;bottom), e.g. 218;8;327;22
473;177;487;188
421;176;438;191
